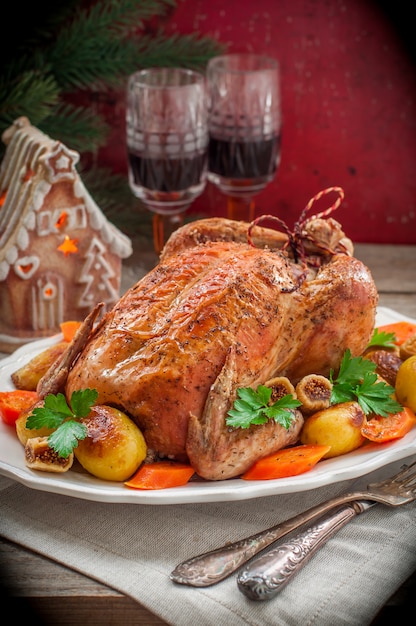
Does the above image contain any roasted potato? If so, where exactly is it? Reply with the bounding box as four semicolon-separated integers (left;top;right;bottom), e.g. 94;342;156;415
300;401;366;458
74;405;147;481
11;342;68;390
395;355;416;413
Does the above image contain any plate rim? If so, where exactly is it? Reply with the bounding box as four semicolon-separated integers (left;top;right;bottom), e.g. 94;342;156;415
1;305;415;505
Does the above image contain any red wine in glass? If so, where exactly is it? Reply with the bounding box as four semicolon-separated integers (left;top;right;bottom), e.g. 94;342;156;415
208;134;281;193
128;152;207;195
208;134;281;221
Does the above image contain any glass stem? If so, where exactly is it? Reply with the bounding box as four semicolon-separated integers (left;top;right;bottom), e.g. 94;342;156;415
152;213;185;255
226;196;255;222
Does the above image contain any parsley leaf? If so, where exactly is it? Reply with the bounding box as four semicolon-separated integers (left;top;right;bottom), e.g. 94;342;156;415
366;328;397;350
330;349;375;386
330;350;402;416
226;385;301;429
48;420;88;459
70;388;100;417
26;389;98;458
353;374;403;417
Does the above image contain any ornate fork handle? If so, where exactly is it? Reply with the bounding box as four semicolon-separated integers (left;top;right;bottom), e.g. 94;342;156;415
171;492;381;587
237;500;375;601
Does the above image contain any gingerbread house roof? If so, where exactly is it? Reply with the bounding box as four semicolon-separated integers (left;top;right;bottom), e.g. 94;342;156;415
0;117;132;281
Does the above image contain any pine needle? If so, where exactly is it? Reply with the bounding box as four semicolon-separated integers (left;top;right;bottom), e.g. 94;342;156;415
40;102;110;152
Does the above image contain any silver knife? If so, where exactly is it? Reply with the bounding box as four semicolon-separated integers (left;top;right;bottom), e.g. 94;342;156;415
237;499;375;601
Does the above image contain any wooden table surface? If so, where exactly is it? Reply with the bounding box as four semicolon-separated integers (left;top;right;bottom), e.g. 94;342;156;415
1;241;415;625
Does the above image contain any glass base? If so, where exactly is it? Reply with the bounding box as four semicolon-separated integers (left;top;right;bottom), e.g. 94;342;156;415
152;213;185;255
226;196;255;222
128;175;206;216
207;172;272;199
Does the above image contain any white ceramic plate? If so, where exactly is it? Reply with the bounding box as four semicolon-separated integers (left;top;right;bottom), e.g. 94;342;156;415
0;306;415;505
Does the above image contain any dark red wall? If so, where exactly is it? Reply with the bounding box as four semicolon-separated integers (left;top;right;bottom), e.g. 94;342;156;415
101;0;416;244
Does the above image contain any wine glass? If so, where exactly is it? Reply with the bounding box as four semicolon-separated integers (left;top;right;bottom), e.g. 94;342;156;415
207;54;281;222
126;67;208;253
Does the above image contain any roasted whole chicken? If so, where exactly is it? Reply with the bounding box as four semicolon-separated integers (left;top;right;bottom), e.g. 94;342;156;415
50;205;379;481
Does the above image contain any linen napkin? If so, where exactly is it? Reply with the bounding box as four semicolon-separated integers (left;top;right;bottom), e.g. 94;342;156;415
1;457;415;626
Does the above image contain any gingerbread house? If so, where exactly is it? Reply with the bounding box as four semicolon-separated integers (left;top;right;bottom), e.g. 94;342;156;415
0;117;132;353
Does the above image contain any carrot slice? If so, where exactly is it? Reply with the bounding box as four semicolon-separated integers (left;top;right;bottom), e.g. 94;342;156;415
59;320;82;342
361;406;416;443
376;321;416;346
0;390;39;426
124;461;195;490
241;444;331;480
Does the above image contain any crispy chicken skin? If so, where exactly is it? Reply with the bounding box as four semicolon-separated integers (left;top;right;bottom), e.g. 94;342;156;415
159;216;288;260
65;218;378;480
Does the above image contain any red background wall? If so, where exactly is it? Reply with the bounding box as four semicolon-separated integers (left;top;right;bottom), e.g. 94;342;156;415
101;0;416;244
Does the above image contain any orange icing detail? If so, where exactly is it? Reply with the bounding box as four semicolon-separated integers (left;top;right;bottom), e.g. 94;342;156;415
17;262;34;274
55;211;68;229
57;235;78;256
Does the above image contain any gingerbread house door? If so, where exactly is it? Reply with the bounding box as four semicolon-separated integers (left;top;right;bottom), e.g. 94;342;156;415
32;273;64;330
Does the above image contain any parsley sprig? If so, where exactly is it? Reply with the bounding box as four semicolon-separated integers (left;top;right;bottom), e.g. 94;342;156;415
226;385;301;429
26;389;98;458
329;349;401;417
366;328;397;350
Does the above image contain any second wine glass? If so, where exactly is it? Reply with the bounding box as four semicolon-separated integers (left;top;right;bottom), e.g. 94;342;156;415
126;68;208;253
207;54;282;222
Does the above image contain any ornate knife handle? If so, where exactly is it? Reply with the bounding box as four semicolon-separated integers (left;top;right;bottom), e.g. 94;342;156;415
171;491;381;587
237;499;374;601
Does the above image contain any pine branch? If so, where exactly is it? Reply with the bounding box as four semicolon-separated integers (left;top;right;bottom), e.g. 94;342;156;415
0;70;59;129
79;0;175;36
57;40;146;91
48;0;175;90
135;32;227;69
39;102;110;152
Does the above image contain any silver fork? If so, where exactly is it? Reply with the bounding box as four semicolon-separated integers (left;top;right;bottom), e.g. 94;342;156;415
237;459;416;600
171;459;416;588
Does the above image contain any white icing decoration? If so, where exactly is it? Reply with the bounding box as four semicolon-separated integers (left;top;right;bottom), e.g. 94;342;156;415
14;256;40;279
0;260;10;281
41;280;57;300
55;154;71;170
111;227;132;257
23;211;36;230
16;227;29;250
101;223;111;244
40;142;79;184
78;237;118;306
33;181;52;211
32;275;64;330
86;198;102;229
5;246;18;264
73;178;85;199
